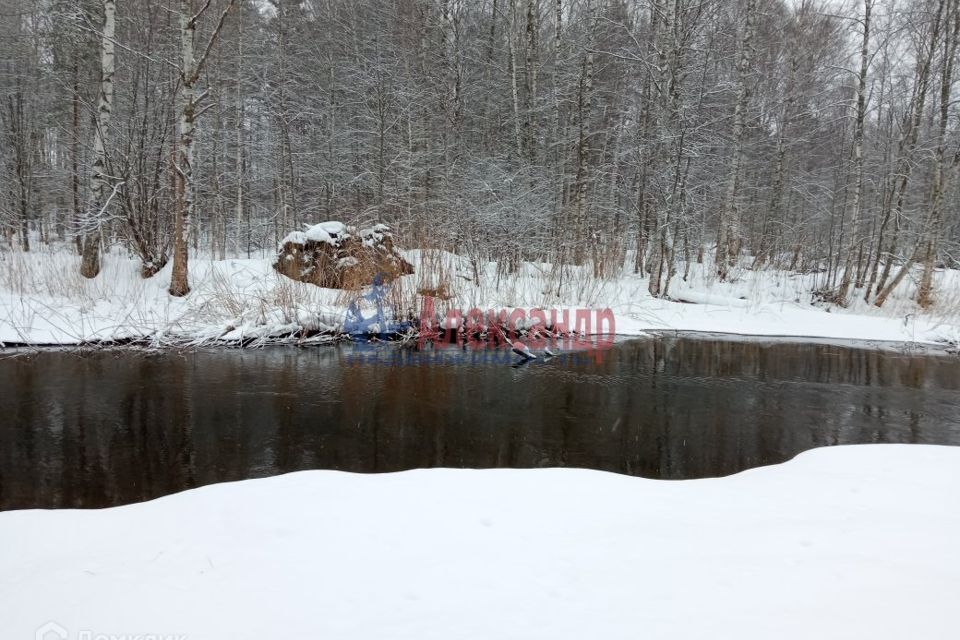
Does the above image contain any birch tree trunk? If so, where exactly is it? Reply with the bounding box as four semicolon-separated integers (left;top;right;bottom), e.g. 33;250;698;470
522;0;539;164
507;0;523;162
648;0;693;298
646;0;670;295
169;0;236;297
716;0;757;281
234;4;245;257
633;2;659;276
169;0;196;297
835;0;872;303
572;8;596;265
441;0;464;173
274;0;297;233
80;0;115;278
6;93;34;253
550;0;563;228
71;57;82;254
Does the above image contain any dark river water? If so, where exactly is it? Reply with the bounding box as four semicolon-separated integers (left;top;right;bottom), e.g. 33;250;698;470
1;337;959;510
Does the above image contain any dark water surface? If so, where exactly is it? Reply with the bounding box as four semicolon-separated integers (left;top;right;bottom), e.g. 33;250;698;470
1;337;959;510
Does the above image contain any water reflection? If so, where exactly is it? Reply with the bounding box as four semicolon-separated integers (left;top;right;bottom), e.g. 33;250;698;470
1;338;958;510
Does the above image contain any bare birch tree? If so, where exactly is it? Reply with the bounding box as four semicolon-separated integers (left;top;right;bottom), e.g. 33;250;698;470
716;0;758;281
169;0;236;297
835;0;873;304
79;0;116;278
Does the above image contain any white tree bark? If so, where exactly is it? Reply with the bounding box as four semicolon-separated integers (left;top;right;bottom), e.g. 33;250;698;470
523;0;539;163
836;0;872;303
508;0;523;162
572;8;596;264
169;0;237;297
716;0;757;281
80;0;116;279
234;4;245;257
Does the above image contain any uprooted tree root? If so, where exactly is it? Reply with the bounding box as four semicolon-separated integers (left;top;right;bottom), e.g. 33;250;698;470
273;223;413;290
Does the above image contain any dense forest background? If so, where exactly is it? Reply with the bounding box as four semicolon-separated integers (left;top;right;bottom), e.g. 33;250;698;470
1;0;959;306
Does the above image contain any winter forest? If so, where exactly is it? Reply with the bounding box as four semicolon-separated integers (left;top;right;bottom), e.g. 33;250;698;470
5;1;960;634
3;0;960;325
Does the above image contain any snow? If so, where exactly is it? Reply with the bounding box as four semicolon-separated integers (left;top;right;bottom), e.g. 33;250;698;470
303;225;333;244
1;246;958;347
318;220;347;236
1;444;957;639
278;230;307;246
359;224;391;244
302;220;348;245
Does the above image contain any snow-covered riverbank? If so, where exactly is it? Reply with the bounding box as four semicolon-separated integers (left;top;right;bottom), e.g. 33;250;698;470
1;444;957;640
2;247;958;347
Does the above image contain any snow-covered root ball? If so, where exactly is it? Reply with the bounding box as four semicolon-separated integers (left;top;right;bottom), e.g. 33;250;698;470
273;221;413;290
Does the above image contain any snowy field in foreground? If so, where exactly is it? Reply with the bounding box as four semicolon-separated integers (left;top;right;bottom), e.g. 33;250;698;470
2;247;959;346
1;444;958;640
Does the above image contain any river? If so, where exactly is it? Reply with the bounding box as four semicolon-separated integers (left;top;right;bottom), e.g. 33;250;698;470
1;337;958;509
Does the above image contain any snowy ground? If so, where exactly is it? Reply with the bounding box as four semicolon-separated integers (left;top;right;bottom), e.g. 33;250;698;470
1;444;957;639
2;245;959;347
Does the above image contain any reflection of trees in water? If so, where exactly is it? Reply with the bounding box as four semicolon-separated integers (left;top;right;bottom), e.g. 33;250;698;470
1;339;959;509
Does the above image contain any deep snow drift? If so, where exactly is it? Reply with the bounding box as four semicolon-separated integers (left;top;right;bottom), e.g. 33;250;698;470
1;444;957;639
1;245;959;347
